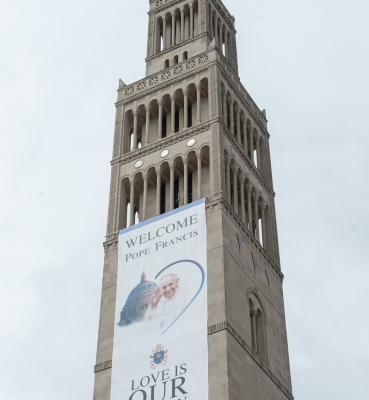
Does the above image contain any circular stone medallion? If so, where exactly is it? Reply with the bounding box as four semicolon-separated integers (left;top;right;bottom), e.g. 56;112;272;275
160;149;169;158
134;160;143;169
187;138;196;147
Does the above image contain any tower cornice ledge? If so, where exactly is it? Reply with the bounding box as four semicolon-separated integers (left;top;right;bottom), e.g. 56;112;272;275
117;48;268;136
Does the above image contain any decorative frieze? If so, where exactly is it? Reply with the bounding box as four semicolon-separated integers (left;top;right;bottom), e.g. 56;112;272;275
94;359;112;373
116;123;212;166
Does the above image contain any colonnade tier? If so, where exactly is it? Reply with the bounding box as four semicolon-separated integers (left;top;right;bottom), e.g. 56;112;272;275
152;1;237;69
224;148;273;255
221;80;269;180
154;1;199;53
118;146;210;230
122;78;209;154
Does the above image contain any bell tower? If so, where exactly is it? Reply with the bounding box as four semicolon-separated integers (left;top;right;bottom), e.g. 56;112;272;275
93;0;294;399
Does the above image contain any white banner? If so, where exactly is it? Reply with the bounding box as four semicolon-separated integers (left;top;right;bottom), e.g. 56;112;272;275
111;199;208;400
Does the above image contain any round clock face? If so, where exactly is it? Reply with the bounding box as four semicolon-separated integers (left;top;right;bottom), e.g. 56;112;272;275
187;138;196;147
160;149;169;158
134;160;143;169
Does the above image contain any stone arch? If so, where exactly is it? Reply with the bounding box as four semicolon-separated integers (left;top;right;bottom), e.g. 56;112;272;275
199;77;209;122
117;176;130;230
123;108;134;154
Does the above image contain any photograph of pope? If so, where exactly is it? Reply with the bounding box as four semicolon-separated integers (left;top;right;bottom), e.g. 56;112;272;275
144;274;189;331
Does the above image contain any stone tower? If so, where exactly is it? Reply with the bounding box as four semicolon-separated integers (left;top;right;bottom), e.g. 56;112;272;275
93;0;294;399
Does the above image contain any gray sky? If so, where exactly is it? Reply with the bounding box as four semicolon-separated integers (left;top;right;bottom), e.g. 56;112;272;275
1;0;368;399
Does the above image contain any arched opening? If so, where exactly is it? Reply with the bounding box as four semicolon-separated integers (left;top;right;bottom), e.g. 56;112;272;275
155;16;163;54
174;88;184;133
164;13;172;48
258;197;264;247
118;177;130;230
249;295;267;363
123;109;134;154
246;120;252;159
136;104;146;149
173;8;181;46
148;99;159;144
161;94;171;138
192;0;199;37
173;55;179;65
259;136;267;177
264;205;273;255
164;59;169;68
159;162;170;214
187;83;197;127
199;77;209;122
240;111;246;151
183;5;191;41
183;51;188;60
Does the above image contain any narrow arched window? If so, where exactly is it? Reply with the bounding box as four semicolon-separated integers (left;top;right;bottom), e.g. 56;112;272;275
249;295;267;363
164;59;169;68
183;51;188;60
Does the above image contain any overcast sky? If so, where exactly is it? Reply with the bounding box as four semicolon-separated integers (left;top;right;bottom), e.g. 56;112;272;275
1;0;368;399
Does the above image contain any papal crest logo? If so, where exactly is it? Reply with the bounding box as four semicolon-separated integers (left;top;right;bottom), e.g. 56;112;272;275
150;344;168;369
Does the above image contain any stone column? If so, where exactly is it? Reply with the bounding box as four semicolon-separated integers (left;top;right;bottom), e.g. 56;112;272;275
225;31;229;60
132;111;138;150
156;170;161;215
243;120;248;155
209;7;213;39
254;197;259;241
129;181;135;226
171;12;175;46
196;85;201;123
197;153;202;199
223;93;227;123
218;23;223;52
143;175;148;220
226;160;231;204
250;128;254;162
251;310;258;352
261;204;266;250
183;158;188;205
230;102;234;135
236;109;241;144
163;19;167;50
190;5;194;38
158;101;162;139
248;189;252;230
214;17;218;46
181;9;184;42
232;167;238;214
240;178;245;223
171;95;175;133
145;106;150;146
170;164;174;210
183;90;188;128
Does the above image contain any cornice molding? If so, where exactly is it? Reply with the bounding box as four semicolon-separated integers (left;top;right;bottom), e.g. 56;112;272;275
113;121;213;167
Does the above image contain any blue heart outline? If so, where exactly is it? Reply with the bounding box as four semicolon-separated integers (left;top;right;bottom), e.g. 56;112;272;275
155;259;205;335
